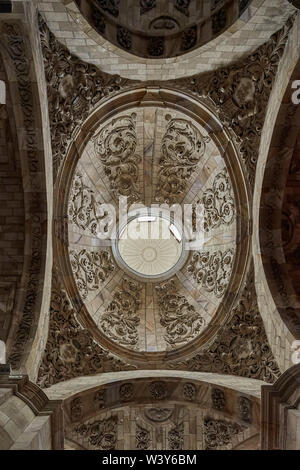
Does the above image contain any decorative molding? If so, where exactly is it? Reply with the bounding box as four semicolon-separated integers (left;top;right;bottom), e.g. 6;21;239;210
75;416;118;450
38;15;131;179
0;22;45;370
204;418;246;449
69;249;115;299
187;248;235;297
155;278;205;347
99;277;142;349
155;116;208;203
168;422;184;450
37;270;133;388
175;14;296;188
93;113;142;204
169;262;280;383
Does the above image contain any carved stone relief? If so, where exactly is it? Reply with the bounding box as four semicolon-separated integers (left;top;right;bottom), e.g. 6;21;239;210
168;422;184;450
68;170;114;236
187;248;235;297
156;278;205;347
239;396;252;423
204;418;246;449
155;116;209;203
211;388;226;411
119;383;134;401
140;0;156;15
149;381;169;400
70;397;83;421
99;277;143;348
69;249;115;299
170;262;280;383
182;382;197;401
174;0;190;16
93;113;142;204
37;271;133;388
94;390;107;410
38;15;131;179
175;15;296;188
136;424;151;449
201;168;235;232
75;416;118;450
144;408;173;422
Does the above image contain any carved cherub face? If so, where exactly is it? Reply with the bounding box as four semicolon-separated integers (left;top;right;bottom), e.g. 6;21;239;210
59;74;74;98
233;77;255;107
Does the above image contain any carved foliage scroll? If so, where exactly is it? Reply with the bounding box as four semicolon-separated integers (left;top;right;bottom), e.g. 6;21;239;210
69;249;115;299
38;15;131;178
75;416;117;450
187;248;235;297
155;278;205;347
178;14;296;187
201;168;235;232
99;277;142;348
170;262;280;383
155;116;209;203
37;271;132;388
93;113;142;204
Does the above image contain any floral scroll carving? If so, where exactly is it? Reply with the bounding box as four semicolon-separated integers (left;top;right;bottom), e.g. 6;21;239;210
204;418;245;449
149;381;168;400
155;278;205;347
136;424;151;449
187;248;234;297
38;15;132;179
182;382;196;401
99;277;142;348
75;416;117;450
170;262;280;383
239;396;252;423
155;116;209;203
176;14;296;187
69;249;115;299
93;114;142;205
37;271;133;388
168;422;184;450
68;171;110;236
201;168;235;232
